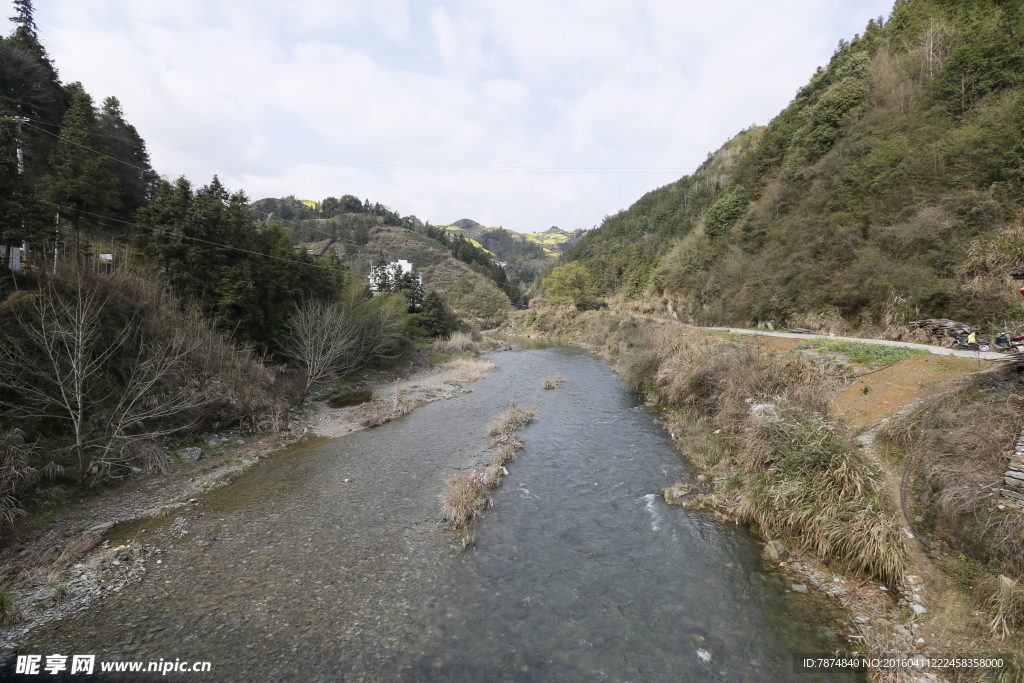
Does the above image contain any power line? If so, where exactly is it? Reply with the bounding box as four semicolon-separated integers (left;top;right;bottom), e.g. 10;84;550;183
41;202;520;305
23;116;697;175
42;200;344;274
31;119;525;302
23;121;149;174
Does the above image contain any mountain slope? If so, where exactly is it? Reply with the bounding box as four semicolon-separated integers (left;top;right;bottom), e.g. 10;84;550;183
556;0;1024;331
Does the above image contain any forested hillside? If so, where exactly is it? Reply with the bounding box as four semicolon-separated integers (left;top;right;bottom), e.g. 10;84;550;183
252;198;526;311
0;1;512;523
554;0;1024;331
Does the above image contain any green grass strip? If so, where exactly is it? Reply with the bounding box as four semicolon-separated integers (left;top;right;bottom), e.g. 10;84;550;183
793;338;930;366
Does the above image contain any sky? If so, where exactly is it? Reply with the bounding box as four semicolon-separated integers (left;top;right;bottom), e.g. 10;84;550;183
25;0;895;233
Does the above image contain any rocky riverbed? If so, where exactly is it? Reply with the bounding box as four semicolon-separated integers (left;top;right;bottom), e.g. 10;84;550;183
0;356;497;659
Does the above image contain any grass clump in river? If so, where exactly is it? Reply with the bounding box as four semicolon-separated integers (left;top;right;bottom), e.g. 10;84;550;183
543;375;566;389
487;401;537;442
793;338;928;366
442;401;534;546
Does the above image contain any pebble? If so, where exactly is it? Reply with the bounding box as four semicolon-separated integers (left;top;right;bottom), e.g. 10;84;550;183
854;616;871;624
911;603;927;616
791;584;808;593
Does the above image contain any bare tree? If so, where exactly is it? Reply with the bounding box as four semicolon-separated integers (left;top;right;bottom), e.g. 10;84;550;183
280;300;364;404
0;265;211;483
0;266;128;478
280;295;407;404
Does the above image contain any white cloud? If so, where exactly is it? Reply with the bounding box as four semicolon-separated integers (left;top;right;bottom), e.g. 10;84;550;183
27;0;894;232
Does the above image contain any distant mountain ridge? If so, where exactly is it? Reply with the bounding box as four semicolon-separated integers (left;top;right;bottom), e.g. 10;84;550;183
440;219;581;259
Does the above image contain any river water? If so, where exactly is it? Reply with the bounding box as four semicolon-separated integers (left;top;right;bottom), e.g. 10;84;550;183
19;342;855;681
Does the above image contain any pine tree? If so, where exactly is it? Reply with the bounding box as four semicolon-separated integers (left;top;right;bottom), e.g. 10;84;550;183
44;88;118;245
420;290;455;337
98;96;159;219
8;0;57;81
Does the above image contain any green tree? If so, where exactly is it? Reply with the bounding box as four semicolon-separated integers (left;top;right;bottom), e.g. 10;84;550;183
136;177;346;350
546;261;597;307
420;290;456;337
97;96;159;219
43;88;118;246
704;186;748;239
0;117;47;261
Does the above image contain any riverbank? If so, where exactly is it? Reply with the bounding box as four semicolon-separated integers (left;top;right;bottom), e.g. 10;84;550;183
0;355;498;656
6;341;859;681
502;306;1024;678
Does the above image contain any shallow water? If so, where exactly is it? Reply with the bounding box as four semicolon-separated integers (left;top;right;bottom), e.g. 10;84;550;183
18;343;857;681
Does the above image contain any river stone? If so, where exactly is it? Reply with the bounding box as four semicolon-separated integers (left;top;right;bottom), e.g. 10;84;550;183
661;484;695;504
176;447;203;463
910;603;927;616
791;584;809;593
763;540;789;563
88;522;114;533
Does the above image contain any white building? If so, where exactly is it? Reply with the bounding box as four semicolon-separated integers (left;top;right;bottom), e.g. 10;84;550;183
368;259;421;292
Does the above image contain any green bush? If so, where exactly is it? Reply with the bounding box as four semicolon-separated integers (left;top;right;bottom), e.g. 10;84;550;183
704;186;749;239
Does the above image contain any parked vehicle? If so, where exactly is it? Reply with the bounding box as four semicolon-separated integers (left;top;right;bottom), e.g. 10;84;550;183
993;331;1024;353
948;330;990;352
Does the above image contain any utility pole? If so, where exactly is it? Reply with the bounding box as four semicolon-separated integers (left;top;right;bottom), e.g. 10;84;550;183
3;115;29;272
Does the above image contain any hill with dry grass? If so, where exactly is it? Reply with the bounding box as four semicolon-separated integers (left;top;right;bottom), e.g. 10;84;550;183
553;0;1024;334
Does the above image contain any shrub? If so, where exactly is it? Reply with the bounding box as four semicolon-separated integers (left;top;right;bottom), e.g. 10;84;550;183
704;186;749;239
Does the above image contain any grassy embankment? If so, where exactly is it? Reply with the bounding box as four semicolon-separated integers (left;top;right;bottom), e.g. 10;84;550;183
879;372;1024;646
509;306;917;585
509;304;1024;649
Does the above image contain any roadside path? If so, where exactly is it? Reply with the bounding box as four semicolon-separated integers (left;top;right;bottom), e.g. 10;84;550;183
642;317;1008;361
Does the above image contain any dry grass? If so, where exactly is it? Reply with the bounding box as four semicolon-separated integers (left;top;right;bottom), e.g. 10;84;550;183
0;428;42;529
433;332;503;356
358;386;416;427
487;401;537;442
787;308;855;336
0;531;102;593
123;440;170;475
442;357;496;385
493;438;524;467
879;370;1024;572
0;591;21;625
440;470;490;545
440;403;534;546
543;374;566;389
434;331;479;354
974;575;1024;640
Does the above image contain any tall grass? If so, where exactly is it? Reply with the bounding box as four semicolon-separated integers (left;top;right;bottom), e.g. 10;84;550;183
879;371;1024;575
599;315;904;584
487;401;537;442
433;331;479;354
442;357;496;384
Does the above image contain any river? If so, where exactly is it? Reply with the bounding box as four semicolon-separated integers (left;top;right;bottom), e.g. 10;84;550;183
18;341;855;681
